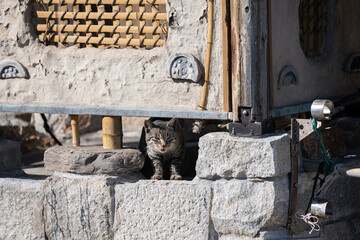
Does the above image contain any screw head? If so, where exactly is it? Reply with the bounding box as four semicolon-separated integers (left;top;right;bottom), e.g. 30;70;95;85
242;110;249;116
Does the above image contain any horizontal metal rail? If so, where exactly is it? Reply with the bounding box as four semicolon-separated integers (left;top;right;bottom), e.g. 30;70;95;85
0;103;232;120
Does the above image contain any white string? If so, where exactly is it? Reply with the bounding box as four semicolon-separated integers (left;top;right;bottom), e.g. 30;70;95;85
295;211;321;234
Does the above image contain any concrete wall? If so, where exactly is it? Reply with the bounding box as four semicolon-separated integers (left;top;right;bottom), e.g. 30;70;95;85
0;0;224;112
271;0;360;108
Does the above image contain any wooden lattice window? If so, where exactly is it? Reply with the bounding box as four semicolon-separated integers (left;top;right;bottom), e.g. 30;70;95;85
33;0;168;49
298;0;327;58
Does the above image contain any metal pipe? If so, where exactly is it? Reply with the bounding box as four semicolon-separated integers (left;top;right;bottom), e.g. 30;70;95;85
311;99;334;120
311;199;334;218
198;0;214;111
0;103;231;120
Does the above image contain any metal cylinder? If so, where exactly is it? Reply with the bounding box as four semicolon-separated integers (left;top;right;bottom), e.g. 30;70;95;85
311;199;334;218
311;99;334;120
102;116;122;149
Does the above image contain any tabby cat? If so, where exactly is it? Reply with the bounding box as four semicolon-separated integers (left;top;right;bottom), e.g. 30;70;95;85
144;118;184;180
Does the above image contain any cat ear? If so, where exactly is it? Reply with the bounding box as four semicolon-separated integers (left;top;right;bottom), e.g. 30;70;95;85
167;118;178;129
144;120;154;133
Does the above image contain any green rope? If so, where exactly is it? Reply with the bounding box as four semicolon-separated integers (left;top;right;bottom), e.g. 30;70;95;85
310;118;333;174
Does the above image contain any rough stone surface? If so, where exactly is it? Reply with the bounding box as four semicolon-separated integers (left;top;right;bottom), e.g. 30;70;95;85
43;173;129;240
0;139;21;173
0;0;224;112
0;178;45;240
114;180;211;240
196;132;291;179
209;177;289;237
44;146;145;175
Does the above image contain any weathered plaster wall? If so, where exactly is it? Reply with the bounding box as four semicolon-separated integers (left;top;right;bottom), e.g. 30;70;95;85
0;0;224;112
271;0;360;108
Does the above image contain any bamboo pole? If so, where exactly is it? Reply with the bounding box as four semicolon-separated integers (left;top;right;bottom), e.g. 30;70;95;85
36;11;167;21
71;115;80;146
222;0;231;112
39;0;165;4
102;116;122;149
198;0;214;111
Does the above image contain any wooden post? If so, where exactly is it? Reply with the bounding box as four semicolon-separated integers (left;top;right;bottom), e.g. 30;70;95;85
71;115;80;146
102;116;123;149
222;0;231;112
230;0;240;121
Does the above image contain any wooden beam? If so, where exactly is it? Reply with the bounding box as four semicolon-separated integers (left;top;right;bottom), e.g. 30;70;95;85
222;0;231;112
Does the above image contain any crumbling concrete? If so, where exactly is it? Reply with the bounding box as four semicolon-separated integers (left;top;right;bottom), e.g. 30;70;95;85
0;139;21;173
196;132;291;179
44;146;145;175
0;0;224;112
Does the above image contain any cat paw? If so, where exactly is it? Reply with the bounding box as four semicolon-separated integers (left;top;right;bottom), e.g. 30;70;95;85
170;175;182;180
151;174;163;180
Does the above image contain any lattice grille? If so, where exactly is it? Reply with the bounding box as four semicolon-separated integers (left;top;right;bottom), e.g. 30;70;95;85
299;0;327;58
34;0;168;49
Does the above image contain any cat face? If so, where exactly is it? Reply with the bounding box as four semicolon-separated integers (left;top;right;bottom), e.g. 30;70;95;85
144;118;178;153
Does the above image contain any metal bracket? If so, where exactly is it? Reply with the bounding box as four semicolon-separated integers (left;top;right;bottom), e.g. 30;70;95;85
287;118;322;233
287;118;300;233
228;120;275;137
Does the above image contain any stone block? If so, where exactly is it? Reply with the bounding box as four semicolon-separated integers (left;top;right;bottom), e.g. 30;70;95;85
196;132;290;179
44;146;145;175
210;177;289;237
0;178;45;240
43;173;119;240
0;139;21;173
114;181;211;240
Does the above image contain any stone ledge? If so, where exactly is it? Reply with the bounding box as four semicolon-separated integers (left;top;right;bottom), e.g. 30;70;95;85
0;139;21;173
44;146;145;175
0;178;45;240
196;132;291;179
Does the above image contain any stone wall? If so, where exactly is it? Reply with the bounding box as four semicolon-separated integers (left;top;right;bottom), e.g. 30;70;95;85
1;132;360;239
